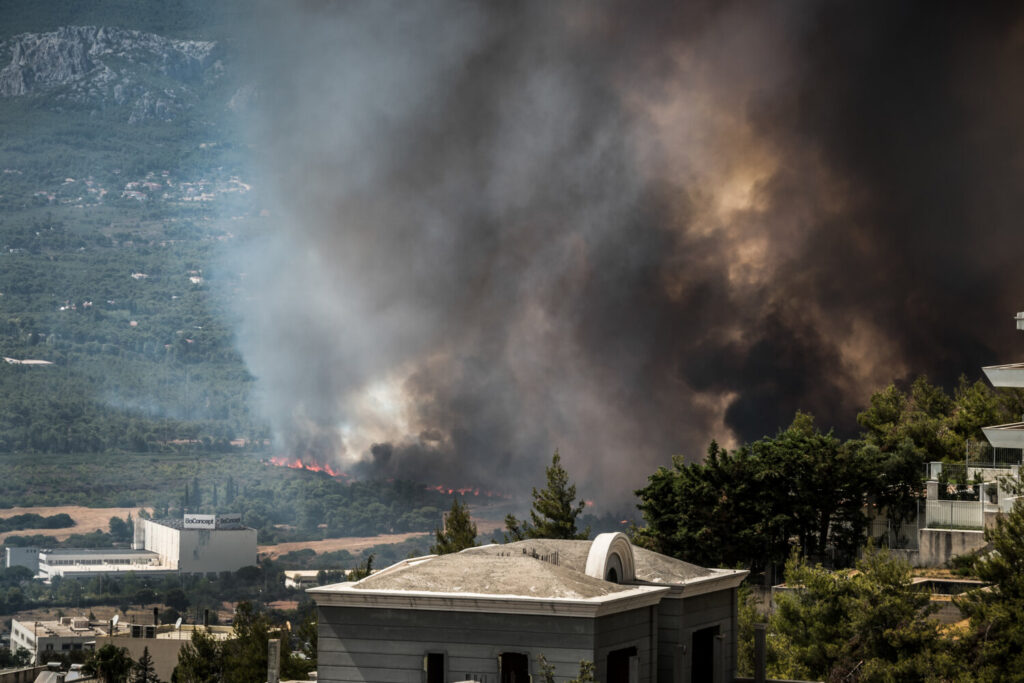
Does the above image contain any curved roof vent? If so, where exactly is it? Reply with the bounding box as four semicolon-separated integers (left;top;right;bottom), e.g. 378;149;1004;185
585;532;635;584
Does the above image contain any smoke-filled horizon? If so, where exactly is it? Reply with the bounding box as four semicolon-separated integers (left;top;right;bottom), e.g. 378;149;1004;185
228;2;1024;503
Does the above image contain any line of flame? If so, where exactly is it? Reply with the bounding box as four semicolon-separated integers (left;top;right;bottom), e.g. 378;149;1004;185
266;457;507;498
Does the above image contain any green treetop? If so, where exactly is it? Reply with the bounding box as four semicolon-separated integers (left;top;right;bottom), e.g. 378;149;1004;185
83;643;133;683
132;646;158;683
505;451;589;541
430;497;478;554
960;497;1024;677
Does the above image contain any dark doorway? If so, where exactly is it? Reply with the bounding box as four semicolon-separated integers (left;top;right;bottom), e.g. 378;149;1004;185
425;652;445;683
500;652;530;683
607;646;638;683
691;626;720;683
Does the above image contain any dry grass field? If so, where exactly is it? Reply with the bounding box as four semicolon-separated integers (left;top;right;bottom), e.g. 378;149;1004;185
257;517;505;560
0;505;150;543
258;532;431;559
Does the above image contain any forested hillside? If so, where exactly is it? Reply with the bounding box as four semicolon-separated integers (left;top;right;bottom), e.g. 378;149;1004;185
0;1;264;453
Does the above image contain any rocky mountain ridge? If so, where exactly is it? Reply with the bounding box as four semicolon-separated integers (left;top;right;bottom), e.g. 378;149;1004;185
0;25;222;122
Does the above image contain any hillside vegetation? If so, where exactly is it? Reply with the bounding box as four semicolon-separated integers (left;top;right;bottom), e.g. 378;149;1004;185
0;2;263;454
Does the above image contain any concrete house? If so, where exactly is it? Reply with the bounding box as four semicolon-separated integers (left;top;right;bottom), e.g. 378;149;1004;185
310;532;747;683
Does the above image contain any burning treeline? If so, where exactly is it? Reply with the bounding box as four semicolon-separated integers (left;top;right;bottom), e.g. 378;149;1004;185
266;456;505;499
232;2;1024;504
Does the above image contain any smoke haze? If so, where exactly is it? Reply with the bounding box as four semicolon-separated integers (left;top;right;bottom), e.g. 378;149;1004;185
229;2;1024;502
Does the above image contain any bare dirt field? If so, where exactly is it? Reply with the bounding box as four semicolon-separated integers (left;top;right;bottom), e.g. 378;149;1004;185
258;518;505;560
0;505;150;544
258;532;431;559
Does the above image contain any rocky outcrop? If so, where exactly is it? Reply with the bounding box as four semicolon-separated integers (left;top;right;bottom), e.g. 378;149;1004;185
0;26;221;121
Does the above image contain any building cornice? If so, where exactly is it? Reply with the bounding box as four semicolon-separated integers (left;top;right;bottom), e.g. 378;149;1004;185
309;583;670;618
647;568;749;598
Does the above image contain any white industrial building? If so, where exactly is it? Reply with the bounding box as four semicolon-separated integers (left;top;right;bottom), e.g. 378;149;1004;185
133;514;256;573
5;514;257;582
37;548;169;581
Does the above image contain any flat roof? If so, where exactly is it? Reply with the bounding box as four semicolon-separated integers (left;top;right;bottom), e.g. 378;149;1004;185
148;518;250;531
41;549;158;558
12;618;108;638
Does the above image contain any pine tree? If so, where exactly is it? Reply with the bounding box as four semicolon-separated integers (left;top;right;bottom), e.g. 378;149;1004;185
83;644;133;683
172;628;223;683
132;646;158;683
430;497;478;554
960;498;1024;677
504;451;589;541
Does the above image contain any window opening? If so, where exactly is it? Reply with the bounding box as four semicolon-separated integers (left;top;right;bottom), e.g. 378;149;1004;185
425;652;445;683
500;652;529;683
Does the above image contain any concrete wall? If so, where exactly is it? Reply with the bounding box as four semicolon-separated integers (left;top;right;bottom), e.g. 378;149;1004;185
175;527;256;573
143;520;181;570
655;590;737;683
318;604;658;683
918;529;986;568
102;636;189;682
595;606;657;683
0;666;47;683
142;520;256;573
683;590;738;683
4;547;40;573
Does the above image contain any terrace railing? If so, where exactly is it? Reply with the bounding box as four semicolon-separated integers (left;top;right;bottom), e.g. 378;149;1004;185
924;499;984;530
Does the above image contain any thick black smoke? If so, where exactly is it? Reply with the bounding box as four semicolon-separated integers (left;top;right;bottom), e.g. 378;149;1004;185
230;2;1024;502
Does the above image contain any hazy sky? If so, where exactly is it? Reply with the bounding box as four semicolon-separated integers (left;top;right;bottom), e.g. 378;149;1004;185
228;2;1024;504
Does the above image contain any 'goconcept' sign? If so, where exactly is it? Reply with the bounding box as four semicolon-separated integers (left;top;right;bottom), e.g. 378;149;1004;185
218;513;242;525
183;514;216;529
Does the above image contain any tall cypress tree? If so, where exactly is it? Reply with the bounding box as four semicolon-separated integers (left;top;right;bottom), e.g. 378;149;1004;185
504;451;589;541
430;497;478;554
132;646;158;683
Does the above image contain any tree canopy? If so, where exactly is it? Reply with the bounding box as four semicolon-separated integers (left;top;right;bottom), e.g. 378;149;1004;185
505;451;589;541
172;628;223;683
635;413;875;572
132;647;158;683
764;549;956;682
84;644;134;683
959;498;1024;677
430;497;478;555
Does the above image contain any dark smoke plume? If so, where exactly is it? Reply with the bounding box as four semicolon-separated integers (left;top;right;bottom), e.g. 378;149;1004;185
230;2;1024;502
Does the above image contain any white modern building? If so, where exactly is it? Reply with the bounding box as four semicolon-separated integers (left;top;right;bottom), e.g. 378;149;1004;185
134;514;256;573
10;617;107;664
36;548;169;581
5;514;257;582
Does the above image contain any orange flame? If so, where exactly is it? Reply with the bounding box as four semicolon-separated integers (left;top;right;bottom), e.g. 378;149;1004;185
266;458;506;497
268;456;348;478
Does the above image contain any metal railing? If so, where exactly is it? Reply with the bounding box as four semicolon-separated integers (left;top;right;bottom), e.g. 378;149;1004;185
869;513;920;550
967;441;1024;468
924;499;984;530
